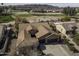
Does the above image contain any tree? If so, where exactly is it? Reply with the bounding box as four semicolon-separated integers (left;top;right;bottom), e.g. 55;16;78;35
0;7;3;15
0;3;10;15
41;9;46;13
49;24;56;31
8;5;13;14
73;33;79;45
0;3;4;15
4;6;9;14
72;26;77;35
26;8;31;13
63;7;77;16
61;16;71;21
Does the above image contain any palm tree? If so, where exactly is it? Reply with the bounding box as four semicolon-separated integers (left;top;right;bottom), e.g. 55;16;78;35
0;7;3;15
0;3;4;15
1;3;9;15
9;5;12;14
63;7;77;16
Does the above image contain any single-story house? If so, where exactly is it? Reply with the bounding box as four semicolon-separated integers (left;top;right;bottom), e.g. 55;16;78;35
54;22;77;34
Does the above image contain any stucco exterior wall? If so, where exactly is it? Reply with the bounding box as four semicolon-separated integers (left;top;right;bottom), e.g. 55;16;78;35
55;24;66;34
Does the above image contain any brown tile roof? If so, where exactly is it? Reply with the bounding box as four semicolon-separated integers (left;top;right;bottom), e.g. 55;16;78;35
16;30;25;47
19;23;29;32
26;25;33;32
26;25;38;32
35;25;50;39
17;28;38;47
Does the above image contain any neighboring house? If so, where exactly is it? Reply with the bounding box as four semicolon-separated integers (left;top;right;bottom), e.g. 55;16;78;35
0;25;13;53
54;22;77;34
62;22;77;34
13;4;63;13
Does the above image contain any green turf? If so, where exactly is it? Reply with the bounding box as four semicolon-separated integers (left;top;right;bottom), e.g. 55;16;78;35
0;15;14;23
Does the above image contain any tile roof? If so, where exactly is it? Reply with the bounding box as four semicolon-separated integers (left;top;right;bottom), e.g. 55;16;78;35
17;28;38;47
35;25;50;39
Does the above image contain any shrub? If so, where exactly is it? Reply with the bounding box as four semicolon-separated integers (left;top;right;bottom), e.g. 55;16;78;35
61;16;71;21
73;33;79;45
0;15;14;23
63;38;79;53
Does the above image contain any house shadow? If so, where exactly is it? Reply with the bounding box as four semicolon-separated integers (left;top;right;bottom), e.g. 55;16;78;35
46;39;64;45
38;39;64;51
38;43;46;50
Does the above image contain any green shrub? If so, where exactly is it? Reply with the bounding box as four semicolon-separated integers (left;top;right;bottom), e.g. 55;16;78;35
61;16;71;21
63;38;79;53
73;33;79;45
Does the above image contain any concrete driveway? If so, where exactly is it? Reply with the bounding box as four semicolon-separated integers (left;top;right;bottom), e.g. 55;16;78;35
43;45;70;56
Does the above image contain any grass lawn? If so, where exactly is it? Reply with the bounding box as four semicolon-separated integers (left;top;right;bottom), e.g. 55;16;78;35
17;14;33;17
61;16;71;21
31;13;64;16
15;12;65;17
0;15;14;23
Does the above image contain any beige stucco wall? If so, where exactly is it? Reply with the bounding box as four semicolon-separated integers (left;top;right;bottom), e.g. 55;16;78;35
55;24;66;34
